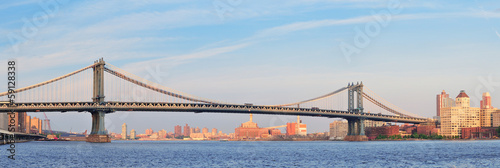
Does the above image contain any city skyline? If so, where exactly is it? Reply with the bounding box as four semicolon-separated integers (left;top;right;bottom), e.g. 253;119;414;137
1;1;500;134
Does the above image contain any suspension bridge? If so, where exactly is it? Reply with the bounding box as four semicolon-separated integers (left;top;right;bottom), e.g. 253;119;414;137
0;59;431;142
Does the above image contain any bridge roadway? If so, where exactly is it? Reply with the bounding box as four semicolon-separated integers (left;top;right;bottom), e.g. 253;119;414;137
0;102;428;124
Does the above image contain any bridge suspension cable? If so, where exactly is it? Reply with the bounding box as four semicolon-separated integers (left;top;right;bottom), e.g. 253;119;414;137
0;64;96;97
270;87;348;107
362;87;422;118
104;63;223;104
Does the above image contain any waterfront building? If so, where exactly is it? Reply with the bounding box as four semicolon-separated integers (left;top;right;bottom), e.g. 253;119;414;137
235;114;260;139
11;112;27;133
461;127;498;139
329;120;348;140
365;125;399;140
212;128;218;136
195;127;200;133
202;127;209;134
30;117;43;134
25;115;31;133
190;133;205;140
130;129;136;140
440;90;480;137
121;123;127;140
145;128;154;135
174;125;182;137
234;114;282;139
416;125;438;136
493;111;500;127
183;124;190;137
286;116;307;136
0;113;7;131
158;129;167;139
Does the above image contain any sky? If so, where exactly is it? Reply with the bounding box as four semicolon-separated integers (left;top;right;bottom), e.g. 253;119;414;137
1;0;500;134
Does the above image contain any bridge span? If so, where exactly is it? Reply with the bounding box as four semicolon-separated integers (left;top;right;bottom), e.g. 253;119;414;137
0;59;432;142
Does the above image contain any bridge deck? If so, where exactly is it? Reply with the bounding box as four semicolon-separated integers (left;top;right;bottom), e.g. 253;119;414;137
0;102;429;124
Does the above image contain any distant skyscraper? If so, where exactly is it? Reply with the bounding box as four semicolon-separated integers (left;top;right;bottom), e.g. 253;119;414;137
437;90;454;117
329;120;348;140
202;127;209;134
493;111;500;127
121;123;127;140
25;115;31;134
146;128;153;135
184;124;191;137
481;92;492;109
30;117;43;134
211;128;218;136
130;129;136;140
159;129;167;139
174;125;182;137
195;127;200;133
0;113;8;131
480;92;498;127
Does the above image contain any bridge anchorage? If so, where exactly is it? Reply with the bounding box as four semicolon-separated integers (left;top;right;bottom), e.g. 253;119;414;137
0;59;431;143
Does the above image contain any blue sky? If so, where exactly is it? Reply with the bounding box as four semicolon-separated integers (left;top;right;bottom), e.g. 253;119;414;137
1;0;500;134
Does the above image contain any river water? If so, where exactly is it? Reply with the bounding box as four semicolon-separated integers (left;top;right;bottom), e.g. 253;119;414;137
1;140;500;167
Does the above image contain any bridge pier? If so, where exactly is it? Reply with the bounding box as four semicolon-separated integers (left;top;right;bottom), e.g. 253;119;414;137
87;111;110;143
345;118;368;141
87;59;110;143
344;83;367;141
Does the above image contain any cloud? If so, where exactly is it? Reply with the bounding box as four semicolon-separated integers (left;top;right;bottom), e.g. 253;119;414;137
0;0;38;10
121;42;251;74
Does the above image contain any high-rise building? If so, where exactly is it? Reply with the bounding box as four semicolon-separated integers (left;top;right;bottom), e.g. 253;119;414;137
329;120;348;140
30;117;43;134
480;92;498;128
211;128;218;136
25;115;31;134
437;90;455;117
174;125;182;137
202;127;209;134
195;127;200;133
286;116;307;136
440;90;480;137
184;124;191;137
493;111;500;127
121;123;127;140
11;112;27;133
130;129;136;140
481;92;492;109
159;129;167;139
0;113;8;131
145;128;154;135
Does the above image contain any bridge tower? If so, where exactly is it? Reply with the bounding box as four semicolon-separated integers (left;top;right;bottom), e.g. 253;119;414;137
345;82;368;141
87;58;111;143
